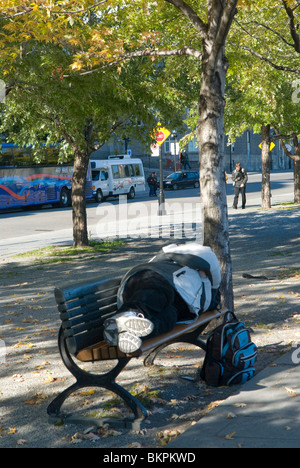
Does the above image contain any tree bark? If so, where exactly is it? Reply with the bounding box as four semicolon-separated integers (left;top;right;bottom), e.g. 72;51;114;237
261;124;272;210
294;151;300;203
72;148;89;247
197;43;233;310
278;135;300;203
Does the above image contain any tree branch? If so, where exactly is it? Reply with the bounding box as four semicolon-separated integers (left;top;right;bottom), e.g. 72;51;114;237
239;45;300;74
211;0;238;59
281;0;300;53
63;47;202;78
235;18;295;49
49;0;109;15
273;126;297;160
164;0;208;39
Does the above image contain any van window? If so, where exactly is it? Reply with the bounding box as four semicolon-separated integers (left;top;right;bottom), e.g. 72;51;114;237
100;170;109;181
128;164;135;177
118;164;130;178
119;165;125;178
92;170;100;181
134;164;142;176
112;165;120;179
92;170;109;181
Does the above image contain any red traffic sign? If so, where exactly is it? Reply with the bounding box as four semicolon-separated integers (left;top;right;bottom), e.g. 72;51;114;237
153;123;171;146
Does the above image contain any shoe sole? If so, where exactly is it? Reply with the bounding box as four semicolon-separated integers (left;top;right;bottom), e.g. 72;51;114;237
103;316;154;348
118;332;142;354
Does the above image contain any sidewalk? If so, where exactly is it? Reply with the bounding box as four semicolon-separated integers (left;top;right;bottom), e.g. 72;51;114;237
169;351;300;448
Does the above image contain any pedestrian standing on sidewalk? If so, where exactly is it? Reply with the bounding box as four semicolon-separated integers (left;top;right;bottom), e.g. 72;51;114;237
232;162;248;209
147;172;156;197
182;150;191;170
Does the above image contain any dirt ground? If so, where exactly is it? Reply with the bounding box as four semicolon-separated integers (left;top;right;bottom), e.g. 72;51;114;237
0;207;300;448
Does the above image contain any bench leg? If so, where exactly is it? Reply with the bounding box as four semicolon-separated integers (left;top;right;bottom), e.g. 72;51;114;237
47;378;148;430
47;381;82;418
47;328;148;430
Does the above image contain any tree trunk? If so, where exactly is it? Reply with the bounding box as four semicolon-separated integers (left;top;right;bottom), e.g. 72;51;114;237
72;148;89;247
197;45;233;310
294;151;300;203
278;135;300;203
261;124;272;210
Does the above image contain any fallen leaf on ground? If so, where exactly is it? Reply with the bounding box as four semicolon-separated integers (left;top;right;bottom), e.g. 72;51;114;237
17;439;27;445
285;387;298;397
225;432;236;440
157;429;182;446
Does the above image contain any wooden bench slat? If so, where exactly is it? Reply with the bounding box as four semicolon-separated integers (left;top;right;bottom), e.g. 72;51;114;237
60;302;118;330
57;294;118;316
54;278;121;303
66;327;107;355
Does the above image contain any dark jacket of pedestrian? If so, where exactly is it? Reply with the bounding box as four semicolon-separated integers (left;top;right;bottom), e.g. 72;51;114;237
232;165;248;188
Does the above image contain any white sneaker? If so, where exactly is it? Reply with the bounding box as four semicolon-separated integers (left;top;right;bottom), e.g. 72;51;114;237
103;311;154;353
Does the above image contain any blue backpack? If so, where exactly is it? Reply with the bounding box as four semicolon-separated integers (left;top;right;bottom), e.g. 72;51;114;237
201;313;257;387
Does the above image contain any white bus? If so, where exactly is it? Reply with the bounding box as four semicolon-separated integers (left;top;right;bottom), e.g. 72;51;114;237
90;156;145;202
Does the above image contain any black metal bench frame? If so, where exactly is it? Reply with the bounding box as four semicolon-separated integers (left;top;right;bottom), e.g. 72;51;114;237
47;276;228;430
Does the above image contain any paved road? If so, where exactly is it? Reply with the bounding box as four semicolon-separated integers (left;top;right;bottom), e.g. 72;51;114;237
0;171;295;258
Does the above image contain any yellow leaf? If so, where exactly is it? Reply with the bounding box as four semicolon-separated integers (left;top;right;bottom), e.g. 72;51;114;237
225;432;236;440
285;387;297;397
8;427;17;434
78;389;95;396
70;61;83;71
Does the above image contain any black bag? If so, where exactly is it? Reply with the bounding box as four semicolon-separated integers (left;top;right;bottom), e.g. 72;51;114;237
201;313;257;387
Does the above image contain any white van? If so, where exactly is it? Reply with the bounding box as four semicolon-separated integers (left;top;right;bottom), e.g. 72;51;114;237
91;156;145;202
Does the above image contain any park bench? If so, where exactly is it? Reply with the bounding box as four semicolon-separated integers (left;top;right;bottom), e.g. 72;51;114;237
47;276;228;430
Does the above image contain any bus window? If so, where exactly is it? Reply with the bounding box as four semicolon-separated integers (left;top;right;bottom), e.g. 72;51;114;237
112;165;120;179
0;153;13;166
46;148;61;165
14;151;31;166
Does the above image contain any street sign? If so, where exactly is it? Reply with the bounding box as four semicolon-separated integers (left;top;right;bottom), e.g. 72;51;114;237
259;142;276;151
154;123;171;146
151;143;160;157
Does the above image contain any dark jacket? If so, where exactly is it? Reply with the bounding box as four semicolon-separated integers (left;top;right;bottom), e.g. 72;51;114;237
232;168;248;187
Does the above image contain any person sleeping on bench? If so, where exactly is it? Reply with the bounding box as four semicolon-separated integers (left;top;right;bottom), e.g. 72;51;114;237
103;243;222;354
